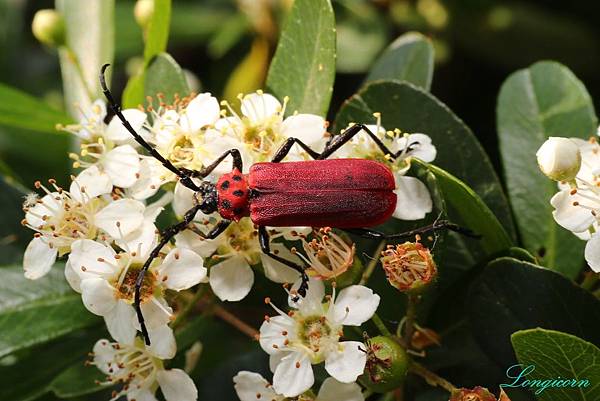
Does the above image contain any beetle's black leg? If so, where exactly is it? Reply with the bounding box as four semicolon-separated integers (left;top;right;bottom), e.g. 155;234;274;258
271;123;415;162
343;220;479;241
258;226;309;299
181;149;243;177
134;204;231;345
100;64;202;191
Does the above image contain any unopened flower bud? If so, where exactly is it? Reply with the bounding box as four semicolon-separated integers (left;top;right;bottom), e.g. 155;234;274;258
360;336;409;393
32;9;65;47
134;0;155;29
449;387;498;401
380;241;436;292
536;137;581;182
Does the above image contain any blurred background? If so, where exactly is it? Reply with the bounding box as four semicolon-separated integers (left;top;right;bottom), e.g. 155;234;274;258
2;0;600;182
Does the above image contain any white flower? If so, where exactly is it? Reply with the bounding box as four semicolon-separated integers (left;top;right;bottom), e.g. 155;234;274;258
217;91;328;164
537;137;582;182
336;117;436;221
233;371;364;401
91;336;197;401
67;239;206;343
258;280;380;397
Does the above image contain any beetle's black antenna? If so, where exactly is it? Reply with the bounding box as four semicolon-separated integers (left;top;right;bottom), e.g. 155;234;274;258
342;221;480;241
99;64;200;192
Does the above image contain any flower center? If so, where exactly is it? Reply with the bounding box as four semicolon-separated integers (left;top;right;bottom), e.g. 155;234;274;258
217;219;261;264
380;242;436;291
116;265;157;303
296;315;339;360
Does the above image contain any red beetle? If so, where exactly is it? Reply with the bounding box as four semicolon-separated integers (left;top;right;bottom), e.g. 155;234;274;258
100;65;470;344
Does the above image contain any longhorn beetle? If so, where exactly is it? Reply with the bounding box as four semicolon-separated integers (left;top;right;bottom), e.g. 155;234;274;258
100;65;474;345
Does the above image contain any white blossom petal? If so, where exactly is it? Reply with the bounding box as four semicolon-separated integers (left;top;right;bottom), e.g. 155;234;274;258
317;377;364;401
175;229;222;258
393;175;432;220
551;189;595;233
104;300;137;344
80;277;118;316
241;93;281;125
128;158;167;200
585;234;600;273
95;199;145;238
272;351;314;398
157;248;207;291
157;369;198;401
128;387;158;401
25;193;61;227
281;114;327;149
324;341;367;383
261;243;302;284
209;256;254;301
290;277;325;314
103;145;140;188
234;371;283;401
105;109;147;144
140;296;173;329
147;325;177;359
259;315;296;355
64;260;81;292
70;165;112;202
69;239;119;280
269;352;286;373
397;133;437;162
332;285;380;326
23;237;57;279
180;93;220;133
92;339;118;375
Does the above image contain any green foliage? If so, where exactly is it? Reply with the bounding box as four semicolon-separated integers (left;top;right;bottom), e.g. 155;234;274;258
144;53;191;103
469;257;600;368
266;0;336;116
497;61;597;275
365;32;434;90
0;266;100;358
511;329;600;401
56;0;114;118
334;80;516;239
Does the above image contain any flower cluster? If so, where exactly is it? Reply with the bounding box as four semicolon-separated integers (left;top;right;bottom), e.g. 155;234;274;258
22;89;436;400
537;133;600;272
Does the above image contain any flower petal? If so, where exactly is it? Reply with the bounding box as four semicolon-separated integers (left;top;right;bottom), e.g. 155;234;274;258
585;234;600;273
95;198;145;238
64;260;81;292
140;296;173;329
393;175;432;220
241;93;281;125
103;145;140;188
332;285;380;326
147;324;177;359
23;237;57;279
175;229;222;258
234;371;282;401
70;165;112;202
209;256;254;301
397;133;437;162
25;193;61;227
105;109;147;143
157;369;198;401
128;388;158;401
104;299;137;344
261;243;302;284
317;377;364;401
127;158;167;200
281;114;327;148
272;351;314;398
324;341;367;383
158;248;207;291
551;189;595;233
69;239;119;280
290;277;325;314
92;339;118;375
180;93;220;133
259;315;296;355
80;277;118;316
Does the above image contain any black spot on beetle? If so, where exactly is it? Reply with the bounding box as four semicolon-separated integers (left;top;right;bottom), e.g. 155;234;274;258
221;180;230;190
233;190;244;197
221;199;231;210
233;207;244;215
232;175;242;182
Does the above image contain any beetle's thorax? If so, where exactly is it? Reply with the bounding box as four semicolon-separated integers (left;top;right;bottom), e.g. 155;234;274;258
216;168;250;221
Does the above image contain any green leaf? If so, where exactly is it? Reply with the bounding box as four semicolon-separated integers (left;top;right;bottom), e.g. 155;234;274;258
365;32;434;90
0;176;31;264
56;0;115;118
335;0;388;74
144;53;190;104
143;0;171;62
334;80;516;239
468;257;600;369
0;84;72;133
418;161;513;255
511;329;600;401
266;0;336;116
49;358;107;398
0;266;100;358
497;61;597;276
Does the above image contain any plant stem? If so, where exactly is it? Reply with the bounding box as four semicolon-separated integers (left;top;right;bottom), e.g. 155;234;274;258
410;361;457;393
360;240;386;285
172;286;207;329
372;313;393;337
581;272;599;291
403;294;418;347
212;304;259;339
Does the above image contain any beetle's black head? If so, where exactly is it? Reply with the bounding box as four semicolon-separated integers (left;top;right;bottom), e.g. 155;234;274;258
196;180;218;215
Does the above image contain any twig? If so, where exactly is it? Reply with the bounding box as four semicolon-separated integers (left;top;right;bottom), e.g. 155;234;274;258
403;294;418;347
410;361;457;393
212;304;259;339
359;240;386;285
172;286;206;329
372;313;393;337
